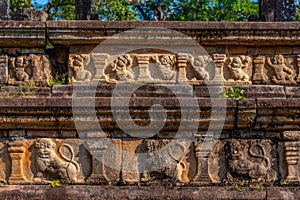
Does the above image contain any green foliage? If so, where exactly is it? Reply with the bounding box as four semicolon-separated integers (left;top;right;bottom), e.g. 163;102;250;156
33;0;76;20
49;179;62;188
49;77;67;86
95;0;137;20
11;0;31;12
221;86;245;100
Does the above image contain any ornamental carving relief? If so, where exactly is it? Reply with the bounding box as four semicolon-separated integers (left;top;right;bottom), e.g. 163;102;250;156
138;140;190;184
103;54;134;83
33;138;80;183
266;54;296;85
68;54;92;83
279;131;300;185
224;56;252;83
8;55;52;86
225;140;277;183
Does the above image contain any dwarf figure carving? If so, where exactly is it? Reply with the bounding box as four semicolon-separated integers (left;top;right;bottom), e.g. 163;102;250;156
225;56;251;82
156;55;176;80
192;55;211;81
68;54;92;83
267;54;296;84
34;138;80;183
9;56;29;82
104;55;134;83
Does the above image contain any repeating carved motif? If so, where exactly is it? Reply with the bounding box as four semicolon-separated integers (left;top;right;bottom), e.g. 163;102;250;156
33;138;80;183
68;54;92;83
224;56;252;83
139;140;190;183
8;55;52;86
225;140;276;183
104;55;134;83
8;141;28;184
266;54;296;85
155;55;176;80
280;131;300;185
0;54;8;84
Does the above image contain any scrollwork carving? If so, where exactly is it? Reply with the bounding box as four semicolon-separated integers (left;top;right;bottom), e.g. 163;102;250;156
225;140;276;183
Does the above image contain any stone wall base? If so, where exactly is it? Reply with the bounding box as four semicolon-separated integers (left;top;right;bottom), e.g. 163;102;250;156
0;185;298;200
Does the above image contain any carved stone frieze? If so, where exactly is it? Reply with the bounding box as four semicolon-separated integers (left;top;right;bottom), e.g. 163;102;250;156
296;55;300;82
154;55;177;81
8;141;28;184
225;139;277;183
266;54;296;85
138;140;190;184
253;56;268;84
104;54;134;83
68;54;92;83
0;54;8;84
8;54;52;86
33;138;80;183
224;56;252;84
212;54;226;82
279;131;300;185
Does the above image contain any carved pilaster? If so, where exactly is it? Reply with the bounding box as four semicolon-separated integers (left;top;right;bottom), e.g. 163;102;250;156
92;53;108;81
282;131;300;185
177;54;188;82
8;141;28;184
212;54;226;83
253;56;267;83
193;141;211;183
0;54;8;84
296;55;300;82
137;55;151;81
87;139;109;184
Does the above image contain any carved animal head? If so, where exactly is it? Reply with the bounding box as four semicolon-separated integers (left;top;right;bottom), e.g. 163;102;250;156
35;138;56;159
231;57;242;68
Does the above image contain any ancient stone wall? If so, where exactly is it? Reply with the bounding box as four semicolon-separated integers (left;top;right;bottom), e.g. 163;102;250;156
0;21;299;199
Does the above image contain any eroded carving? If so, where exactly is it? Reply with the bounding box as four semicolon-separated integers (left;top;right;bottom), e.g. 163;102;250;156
224;56;252;83
139;140;190;183
104;55;134;83
155;55;176;80
8;141;28;184
68;54;92;83
8;55;51;86
34;138;80;183
192;55;211;81
225;140;276;183
0;54;8;83
280;131;300;184
266;54;296;84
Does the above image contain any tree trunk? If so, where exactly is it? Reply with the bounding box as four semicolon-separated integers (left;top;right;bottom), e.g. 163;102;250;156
259;0;296;21
0;0;9;20
76;0;91;20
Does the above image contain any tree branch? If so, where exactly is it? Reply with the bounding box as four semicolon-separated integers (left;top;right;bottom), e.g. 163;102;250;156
134;4;150;20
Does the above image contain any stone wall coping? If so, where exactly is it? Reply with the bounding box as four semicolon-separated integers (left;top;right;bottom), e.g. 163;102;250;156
0;21;45;47
45;21;300;46
46;21;300;30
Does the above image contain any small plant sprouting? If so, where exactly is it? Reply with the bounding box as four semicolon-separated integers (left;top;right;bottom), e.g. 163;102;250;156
49;179;62;188
221;86;245;100
49;77;67;86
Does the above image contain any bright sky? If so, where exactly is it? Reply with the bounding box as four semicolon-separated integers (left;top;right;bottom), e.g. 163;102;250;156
33;0;49;5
